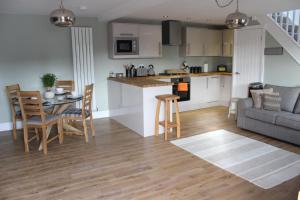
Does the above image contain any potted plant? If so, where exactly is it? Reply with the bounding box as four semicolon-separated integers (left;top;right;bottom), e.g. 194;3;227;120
41;73;57;99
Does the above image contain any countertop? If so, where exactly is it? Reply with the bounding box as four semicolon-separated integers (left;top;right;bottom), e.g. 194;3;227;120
107;77;174;88
108;72;232;88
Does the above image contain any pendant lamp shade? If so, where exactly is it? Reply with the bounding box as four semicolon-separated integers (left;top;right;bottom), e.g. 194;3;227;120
50;0;75;27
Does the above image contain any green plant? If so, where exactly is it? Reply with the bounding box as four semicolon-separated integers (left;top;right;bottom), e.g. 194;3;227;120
41;73;57;89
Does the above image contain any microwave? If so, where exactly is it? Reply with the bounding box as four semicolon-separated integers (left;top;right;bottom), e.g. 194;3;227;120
114;37;139;55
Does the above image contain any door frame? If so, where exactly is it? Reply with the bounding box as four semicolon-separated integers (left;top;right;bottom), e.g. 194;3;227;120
232;25;265;98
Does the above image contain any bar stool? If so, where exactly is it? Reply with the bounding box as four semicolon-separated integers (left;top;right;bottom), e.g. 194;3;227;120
155;94;181;140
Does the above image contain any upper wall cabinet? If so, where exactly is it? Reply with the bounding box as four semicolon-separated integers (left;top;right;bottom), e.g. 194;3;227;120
112;23;139;37
139;24;162;58
108;22;162;59
182;27;222;57
222;30;234;57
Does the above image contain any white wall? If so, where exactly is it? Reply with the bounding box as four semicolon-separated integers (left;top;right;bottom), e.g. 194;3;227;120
0;14;232;125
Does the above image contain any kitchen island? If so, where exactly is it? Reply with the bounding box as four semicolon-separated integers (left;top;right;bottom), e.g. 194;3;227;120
108;72;232;137
108;77;173;137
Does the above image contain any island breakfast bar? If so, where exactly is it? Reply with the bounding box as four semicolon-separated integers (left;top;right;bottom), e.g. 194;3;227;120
108;77;173;137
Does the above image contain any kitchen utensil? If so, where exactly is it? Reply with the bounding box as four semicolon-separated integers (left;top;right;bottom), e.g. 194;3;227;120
115;73;124;78
148;64;155;76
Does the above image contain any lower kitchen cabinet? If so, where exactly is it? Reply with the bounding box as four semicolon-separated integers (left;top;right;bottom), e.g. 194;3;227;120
207;76;221;102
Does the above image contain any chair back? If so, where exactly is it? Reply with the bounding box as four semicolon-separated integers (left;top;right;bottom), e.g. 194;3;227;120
18;91;45;123
56;80;75;92
6;84;21;116
82;84;94;117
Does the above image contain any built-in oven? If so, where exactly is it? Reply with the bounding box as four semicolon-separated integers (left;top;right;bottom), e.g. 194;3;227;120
171;77;191;102
114;37;139;55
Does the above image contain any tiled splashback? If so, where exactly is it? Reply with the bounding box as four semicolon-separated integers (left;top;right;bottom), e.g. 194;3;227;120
114;46;232;75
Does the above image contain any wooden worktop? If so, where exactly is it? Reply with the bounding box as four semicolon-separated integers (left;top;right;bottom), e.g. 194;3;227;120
108;77;173;88
108;72;232;88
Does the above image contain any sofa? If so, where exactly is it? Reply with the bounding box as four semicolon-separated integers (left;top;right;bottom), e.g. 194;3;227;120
237;84;300;146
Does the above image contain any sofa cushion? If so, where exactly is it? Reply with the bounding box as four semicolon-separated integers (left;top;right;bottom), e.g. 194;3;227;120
293;96;300;114
250;88;273;109
245;108;279;124
276;112;300;131
262;92;281;112
264;84;300;112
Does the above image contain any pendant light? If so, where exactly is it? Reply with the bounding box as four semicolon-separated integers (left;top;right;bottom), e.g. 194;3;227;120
50;0;75;27
215;0;249;29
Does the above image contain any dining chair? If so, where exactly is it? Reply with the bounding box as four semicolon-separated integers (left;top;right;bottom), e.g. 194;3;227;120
61;84;95;143
6;84;21;140
18;91;62;155
56;80;75;93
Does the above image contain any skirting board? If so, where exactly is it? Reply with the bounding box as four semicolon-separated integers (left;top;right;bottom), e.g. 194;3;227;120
0;110;110;132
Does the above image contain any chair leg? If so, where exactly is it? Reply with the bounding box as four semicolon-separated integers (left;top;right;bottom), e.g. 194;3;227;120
83;119;88;143
42;126;47;155
12;115;17;140
90;115;95;137
155;100;161;136
174;99;181;139
58;119;63;144
164;100;170;141
34;128;40;141
23;126;29;153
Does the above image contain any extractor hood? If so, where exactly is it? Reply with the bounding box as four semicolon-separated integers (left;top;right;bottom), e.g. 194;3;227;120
162;20;182;46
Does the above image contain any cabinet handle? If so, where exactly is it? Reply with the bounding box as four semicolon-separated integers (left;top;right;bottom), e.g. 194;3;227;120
120;33;134;36
206;78;208;89
210;76;219;79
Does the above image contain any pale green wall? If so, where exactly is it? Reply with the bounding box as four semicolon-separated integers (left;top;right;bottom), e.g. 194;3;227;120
0;14;232;123
264;31;300;86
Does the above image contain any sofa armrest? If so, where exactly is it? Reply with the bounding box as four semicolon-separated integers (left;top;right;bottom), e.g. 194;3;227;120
237;98;253;118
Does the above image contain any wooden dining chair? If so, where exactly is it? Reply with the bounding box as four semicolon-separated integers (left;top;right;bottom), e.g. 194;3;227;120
18;91;62;155
6;84;21;140
56;80;75;93
61;84;95;143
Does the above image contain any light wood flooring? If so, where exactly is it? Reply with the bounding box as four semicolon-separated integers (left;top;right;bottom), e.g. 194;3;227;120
0;106;299;200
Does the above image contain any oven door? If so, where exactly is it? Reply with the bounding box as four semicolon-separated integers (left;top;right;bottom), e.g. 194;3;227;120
172;78;191;102
114;37;139;55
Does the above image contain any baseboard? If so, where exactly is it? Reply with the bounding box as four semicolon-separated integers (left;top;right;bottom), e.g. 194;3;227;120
92;110;110;119
0;110;110;132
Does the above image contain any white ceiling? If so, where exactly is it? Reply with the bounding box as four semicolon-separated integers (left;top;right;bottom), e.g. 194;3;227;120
1;0;300;24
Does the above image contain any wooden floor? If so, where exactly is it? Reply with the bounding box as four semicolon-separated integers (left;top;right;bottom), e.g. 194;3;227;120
0;106;299;200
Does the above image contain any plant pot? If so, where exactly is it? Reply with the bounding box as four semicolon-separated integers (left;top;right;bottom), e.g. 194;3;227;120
45;91;55;99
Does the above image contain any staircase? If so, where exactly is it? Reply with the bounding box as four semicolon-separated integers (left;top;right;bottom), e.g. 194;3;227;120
269;10;300;45
257;9;300;64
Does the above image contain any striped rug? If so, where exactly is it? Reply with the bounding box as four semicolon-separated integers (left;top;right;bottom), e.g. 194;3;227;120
171;130;300;189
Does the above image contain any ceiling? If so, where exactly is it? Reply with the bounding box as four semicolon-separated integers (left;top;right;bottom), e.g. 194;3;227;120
1;0;300;24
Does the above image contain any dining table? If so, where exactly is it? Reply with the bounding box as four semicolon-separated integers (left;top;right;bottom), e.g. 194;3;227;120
38;93;83;151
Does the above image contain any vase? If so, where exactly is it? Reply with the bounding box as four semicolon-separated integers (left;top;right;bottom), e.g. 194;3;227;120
45;90;55;99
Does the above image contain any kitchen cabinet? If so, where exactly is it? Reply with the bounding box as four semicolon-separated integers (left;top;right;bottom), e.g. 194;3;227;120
220;75;232;104
191;76;208;103
207;76;221;102
222;30;234;57
205;29;222;56
111;23;139;37
184;27;206;56
139;24;162;58
182;27;222;57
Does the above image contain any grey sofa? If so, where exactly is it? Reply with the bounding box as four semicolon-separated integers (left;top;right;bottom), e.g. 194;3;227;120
237;84;300;146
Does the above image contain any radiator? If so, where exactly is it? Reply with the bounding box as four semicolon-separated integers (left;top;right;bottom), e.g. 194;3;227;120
71;27;96;110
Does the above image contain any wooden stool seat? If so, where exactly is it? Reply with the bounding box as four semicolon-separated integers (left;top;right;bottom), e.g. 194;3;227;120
155;94;181;140
155;94;180;101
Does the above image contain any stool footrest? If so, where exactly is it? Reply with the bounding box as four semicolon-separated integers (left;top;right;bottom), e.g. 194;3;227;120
159;121;178;128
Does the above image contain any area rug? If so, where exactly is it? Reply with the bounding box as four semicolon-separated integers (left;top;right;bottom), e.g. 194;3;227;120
170;129;300;189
